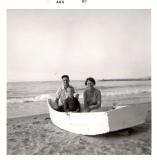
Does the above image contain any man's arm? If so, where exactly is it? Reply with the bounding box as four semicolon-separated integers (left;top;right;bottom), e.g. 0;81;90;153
64;99;69;112
54;87;61;107
73;87;79;99
54;98;59;107
75;99;81;112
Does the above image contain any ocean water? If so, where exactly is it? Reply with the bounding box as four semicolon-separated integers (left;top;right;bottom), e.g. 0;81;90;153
7;80;151;104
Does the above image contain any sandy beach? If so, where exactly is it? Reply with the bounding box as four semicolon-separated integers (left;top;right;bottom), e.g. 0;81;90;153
7;102;151;155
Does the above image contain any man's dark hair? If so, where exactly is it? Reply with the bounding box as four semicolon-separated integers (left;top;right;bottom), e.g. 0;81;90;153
85;77;96;86
61;75;69;79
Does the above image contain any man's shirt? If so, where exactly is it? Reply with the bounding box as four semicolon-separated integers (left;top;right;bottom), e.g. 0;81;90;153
55;85;77;106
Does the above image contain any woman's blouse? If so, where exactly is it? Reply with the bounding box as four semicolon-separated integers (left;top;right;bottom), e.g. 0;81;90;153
83;88;101;107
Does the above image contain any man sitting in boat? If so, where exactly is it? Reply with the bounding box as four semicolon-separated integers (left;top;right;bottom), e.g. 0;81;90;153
64;87;81;112
83;77;101;112
50;75;79;112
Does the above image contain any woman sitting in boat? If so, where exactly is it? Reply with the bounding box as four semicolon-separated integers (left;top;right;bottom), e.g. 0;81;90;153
64;87;81;112
83;77;101;112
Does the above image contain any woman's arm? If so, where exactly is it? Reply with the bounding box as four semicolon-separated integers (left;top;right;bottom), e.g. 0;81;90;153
83;91;90;112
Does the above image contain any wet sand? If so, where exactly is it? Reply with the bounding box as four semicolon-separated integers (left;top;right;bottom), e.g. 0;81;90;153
7;102;151;155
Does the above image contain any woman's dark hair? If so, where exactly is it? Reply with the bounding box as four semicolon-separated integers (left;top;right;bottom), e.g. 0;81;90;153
85;77;96;86
61;75;69;79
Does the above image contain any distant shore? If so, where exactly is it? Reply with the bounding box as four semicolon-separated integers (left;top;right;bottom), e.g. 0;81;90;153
7;77;151;83
99;77;151;81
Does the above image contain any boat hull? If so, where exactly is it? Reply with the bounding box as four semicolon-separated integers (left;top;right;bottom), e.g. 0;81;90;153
47;101;148;135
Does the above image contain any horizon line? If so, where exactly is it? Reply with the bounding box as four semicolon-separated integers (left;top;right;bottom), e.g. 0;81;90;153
7;76;151;83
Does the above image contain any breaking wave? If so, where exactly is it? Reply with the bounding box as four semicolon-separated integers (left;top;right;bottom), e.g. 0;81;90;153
7;94;53;104
7;88;151;104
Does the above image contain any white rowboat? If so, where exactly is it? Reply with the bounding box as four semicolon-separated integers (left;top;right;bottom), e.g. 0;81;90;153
47;100;149;135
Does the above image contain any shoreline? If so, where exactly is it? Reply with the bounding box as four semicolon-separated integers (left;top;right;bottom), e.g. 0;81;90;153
7;102;151;121
7;102;151;130
7;96;151;119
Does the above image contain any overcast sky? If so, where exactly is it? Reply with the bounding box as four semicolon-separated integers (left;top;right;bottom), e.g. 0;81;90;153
7;9;151;82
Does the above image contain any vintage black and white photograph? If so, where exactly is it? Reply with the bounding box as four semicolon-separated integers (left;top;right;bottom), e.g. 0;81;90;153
7;9;151;155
